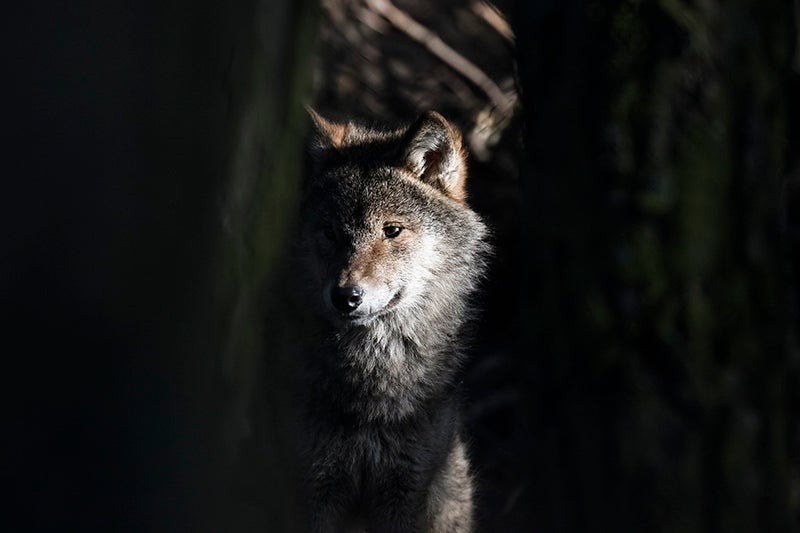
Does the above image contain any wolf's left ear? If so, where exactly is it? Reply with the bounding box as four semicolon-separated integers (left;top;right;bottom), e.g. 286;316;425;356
402;111;467;201
306;106;348;153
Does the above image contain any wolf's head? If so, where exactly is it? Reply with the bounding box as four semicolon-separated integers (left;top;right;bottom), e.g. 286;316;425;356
300;110;489;330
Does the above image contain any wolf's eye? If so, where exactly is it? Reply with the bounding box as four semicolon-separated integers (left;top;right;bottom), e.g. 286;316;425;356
383;225;403;239
322;227;336;242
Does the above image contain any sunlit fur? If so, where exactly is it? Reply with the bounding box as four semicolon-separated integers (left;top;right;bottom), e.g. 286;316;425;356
298;110;490;532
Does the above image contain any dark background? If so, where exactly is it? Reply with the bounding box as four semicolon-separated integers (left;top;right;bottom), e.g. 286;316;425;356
7;0;799;531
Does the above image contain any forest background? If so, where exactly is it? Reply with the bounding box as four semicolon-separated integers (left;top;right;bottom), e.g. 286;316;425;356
7;0;800;531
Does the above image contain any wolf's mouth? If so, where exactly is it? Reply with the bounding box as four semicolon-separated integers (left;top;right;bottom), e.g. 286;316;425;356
385;290;403;310
337;289;404;326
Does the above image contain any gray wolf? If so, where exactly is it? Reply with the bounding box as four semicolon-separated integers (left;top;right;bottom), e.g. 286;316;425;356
298;109;490;532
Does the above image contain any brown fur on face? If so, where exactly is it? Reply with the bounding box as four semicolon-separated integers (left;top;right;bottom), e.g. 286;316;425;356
342;236;396;287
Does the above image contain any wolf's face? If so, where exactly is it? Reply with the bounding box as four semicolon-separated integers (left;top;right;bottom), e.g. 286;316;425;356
301;111;486;328
306;169;444;325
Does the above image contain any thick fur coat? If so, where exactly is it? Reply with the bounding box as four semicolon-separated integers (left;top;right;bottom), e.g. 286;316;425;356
298;110;490;532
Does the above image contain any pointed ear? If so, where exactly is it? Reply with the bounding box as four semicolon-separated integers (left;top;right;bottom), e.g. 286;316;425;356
401;111;467;201
306;106;349;153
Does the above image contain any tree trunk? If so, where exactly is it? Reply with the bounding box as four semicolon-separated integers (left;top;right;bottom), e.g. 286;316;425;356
11;0;317;530
513;0;799;531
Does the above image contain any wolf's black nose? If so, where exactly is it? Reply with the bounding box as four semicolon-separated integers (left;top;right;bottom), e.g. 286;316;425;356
331;286;363;313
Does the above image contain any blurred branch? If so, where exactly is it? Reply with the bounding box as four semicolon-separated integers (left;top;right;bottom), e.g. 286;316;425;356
470;1;514;44
363;0;516;159
363;0;511;112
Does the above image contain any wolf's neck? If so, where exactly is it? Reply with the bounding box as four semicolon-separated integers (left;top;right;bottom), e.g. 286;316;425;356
327;302;468;422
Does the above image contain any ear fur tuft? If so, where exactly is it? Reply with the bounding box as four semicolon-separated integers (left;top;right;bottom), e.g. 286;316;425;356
306;106;349;152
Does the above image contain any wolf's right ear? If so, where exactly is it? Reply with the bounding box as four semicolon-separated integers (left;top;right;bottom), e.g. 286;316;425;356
306;106;349;155
402;111;468;202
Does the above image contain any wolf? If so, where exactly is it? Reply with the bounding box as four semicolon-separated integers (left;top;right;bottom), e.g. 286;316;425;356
297;108;490;532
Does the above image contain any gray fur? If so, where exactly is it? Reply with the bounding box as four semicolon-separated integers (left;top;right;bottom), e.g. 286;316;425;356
298;110;490;532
